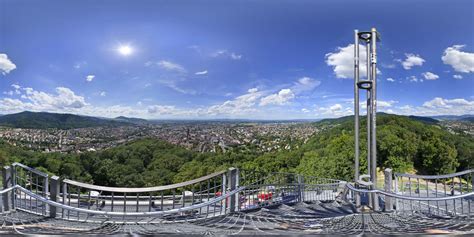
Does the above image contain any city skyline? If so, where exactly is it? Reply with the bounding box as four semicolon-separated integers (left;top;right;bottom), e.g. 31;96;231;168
1;0;473;119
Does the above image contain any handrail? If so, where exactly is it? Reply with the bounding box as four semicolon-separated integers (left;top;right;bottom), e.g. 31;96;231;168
63;169;228;193
0;185;16;194
12;162;49;177
394;169;474;180
16;184;244;217
345;183;474;201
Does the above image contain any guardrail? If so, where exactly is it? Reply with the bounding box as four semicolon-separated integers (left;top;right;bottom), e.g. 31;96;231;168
3;163;472;223
393;169;474;216
1;164;347;223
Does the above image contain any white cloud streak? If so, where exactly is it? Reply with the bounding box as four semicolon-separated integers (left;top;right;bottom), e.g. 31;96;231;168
195;70;208;75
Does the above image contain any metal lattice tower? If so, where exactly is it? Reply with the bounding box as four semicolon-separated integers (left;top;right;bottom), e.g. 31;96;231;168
354;28;381;209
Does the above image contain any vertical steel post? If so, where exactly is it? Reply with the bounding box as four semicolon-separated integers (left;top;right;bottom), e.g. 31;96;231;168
353;29;361;207
2;166;12;212
365;36;374;209
384;169;393;211
50;176;60;218
371;28;379;210
227;168;239;213
297;174;305;202
366;40;372;180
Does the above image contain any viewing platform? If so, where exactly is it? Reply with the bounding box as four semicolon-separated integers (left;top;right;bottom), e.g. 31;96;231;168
1;163;473;235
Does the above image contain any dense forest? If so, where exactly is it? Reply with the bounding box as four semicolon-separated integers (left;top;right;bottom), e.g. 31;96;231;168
0;114;472;187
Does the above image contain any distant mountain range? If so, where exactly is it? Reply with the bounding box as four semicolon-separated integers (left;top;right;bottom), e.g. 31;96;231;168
0;111;472;129
0;111;132;129
430;114;474;122
114;116;149;125
317;113;474;125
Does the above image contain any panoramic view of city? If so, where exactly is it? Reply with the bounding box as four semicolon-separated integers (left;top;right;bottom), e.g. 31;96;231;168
0;0;473;235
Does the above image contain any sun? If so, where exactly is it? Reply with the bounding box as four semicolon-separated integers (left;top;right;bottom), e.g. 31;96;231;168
118;45;133;56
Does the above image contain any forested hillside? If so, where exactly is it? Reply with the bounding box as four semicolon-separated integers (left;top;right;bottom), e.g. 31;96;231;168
0;111;130;129
0;114;472;186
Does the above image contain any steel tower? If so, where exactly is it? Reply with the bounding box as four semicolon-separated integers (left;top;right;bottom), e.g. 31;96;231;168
354;28;380;210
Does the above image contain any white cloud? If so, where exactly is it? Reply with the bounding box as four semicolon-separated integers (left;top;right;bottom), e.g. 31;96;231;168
148;60;186;73
247;88;258;93
211;50;243;60
293;77;321;93
358;100;397;110
317;103;352;117
301;108;310;113
3;84;22;95
86;75;95;82
401;53;425;70
377;100;398;108
207;88;264;116
260;89;295;106
159;80;197;95
441;45;474;73
386;78;395;82
325;44;366;79
393;97;474;116
423;97;473;109
453;74;463;79
195;70;208;75
0;85;88;113
408;76;421;82
147;105;178;114
422;72;439;80
100;91;106;97
0;54;17;75
325;45;382;79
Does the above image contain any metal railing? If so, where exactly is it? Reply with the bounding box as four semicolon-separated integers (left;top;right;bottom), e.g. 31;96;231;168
393;169;474;216
238;170;346;211
2;162;473;225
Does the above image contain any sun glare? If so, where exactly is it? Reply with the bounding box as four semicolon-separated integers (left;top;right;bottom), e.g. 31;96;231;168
118;45;133;56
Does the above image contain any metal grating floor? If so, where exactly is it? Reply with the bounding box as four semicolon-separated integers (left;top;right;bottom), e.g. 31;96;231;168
1;201;473;235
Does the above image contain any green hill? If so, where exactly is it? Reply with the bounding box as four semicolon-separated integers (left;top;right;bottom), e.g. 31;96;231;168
114;116;149;125
0;111;131;129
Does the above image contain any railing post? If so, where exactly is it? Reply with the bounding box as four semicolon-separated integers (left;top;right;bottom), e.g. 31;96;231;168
227;168;239;213
10;165;16;210
221;173;227;212
297;175;304;202
2;166;12;212
50;176;60;218
394;174;399;212
384;168;393;211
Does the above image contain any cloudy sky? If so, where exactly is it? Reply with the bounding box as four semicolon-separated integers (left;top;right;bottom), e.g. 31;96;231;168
0;0;473;119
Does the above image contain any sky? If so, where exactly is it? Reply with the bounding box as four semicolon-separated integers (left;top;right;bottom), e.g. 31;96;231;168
0;0;473;119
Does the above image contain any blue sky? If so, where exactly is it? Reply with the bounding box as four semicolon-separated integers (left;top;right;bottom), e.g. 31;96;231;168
1;0;473;119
